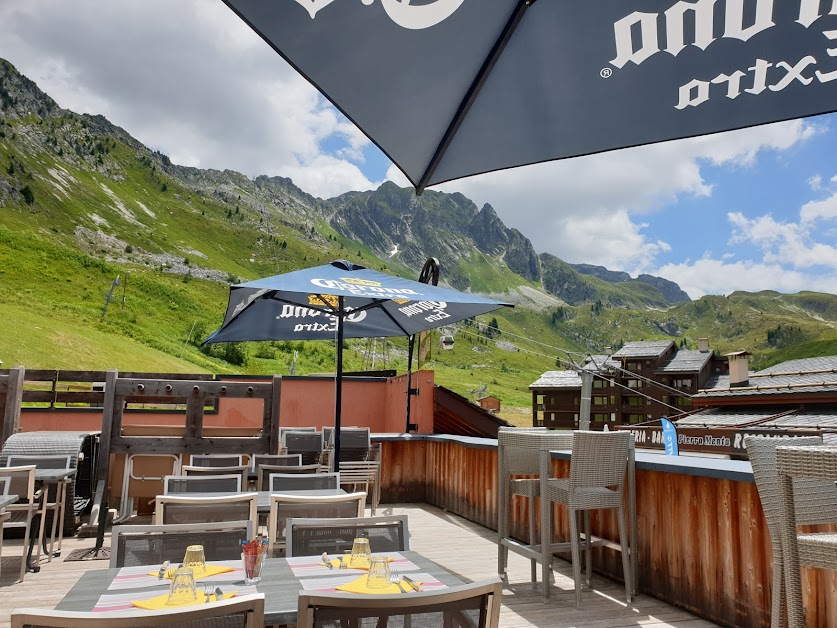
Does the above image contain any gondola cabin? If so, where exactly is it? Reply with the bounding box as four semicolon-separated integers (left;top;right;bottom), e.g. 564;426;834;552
440;335;454;350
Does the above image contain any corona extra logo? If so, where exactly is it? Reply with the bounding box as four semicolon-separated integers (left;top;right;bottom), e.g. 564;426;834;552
292;0;464;30
309;294;339;307
341;277;381;287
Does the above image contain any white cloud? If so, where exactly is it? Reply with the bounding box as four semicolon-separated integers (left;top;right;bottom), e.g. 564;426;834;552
0;0;379;199
657;257;837;298
800;193;837;223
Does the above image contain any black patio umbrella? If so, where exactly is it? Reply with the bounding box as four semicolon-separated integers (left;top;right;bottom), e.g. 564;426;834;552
205;260;511;467
221;0;837;194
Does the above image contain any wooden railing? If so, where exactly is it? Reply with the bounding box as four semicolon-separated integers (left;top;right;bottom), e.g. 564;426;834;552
373;434;836;628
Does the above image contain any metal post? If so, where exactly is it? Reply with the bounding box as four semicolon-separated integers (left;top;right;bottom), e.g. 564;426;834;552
579;371;592;431
334;297;344;472
405;336;415;433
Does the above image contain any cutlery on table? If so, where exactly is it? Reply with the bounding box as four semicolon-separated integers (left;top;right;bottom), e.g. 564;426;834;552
389;568;406;593
215;587;224;601
322;551;334;569
204;584;213;603
339;556;348;569
157;560;170;580
402;576;422;592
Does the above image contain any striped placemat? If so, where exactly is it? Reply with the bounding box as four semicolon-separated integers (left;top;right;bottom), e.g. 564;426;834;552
287;552;420;578
93;585;259;613
107;560;243;591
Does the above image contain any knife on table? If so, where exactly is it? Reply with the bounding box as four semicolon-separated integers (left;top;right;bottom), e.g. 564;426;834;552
402;576;422;591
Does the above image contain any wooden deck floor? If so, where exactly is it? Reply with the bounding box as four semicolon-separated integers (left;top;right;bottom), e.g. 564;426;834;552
0;503;717;627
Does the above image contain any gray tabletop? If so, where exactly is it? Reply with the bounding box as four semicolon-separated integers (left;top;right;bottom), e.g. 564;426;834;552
56;551;466;624
175;490;347;513
0;494;18;509
35;469;76;483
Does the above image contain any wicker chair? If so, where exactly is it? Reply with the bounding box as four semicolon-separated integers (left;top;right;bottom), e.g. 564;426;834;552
539;430;633;606
251;454;302;469
268;492;366;555
297;579;502;628
154;493;258;529
745;435;836;628
7;455;73;565
269;472;339;492
110;520;254;567
11;593;265;628
188;454;244;467
773;443;837;628
163;474;242;494
0;477;12;579
286;515;409;557
497;427;574;583
0;465;43;582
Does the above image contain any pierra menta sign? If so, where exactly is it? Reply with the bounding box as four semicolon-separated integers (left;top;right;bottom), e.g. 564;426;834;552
609;0;837;109
618;425;829;456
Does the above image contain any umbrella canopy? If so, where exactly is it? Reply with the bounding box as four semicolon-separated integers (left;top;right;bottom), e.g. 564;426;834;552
205;260;511;466
222;0;837;193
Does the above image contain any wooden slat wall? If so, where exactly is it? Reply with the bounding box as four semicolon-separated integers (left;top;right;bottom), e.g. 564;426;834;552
377;438;837;628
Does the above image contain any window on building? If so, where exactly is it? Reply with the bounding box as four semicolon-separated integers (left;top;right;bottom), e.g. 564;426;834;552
593;378;609;389
593;413;608;422
628;413;645;424
627;379;642;389
674;378;693;388
592;396;608;406
626;396;645;407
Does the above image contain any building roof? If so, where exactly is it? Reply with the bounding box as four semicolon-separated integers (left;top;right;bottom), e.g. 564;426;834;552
433;385;511;438
582;354;619;373
675;405;837;430
656;350;712;373
612;340;675;359
529;370;582;390
695;355;837;400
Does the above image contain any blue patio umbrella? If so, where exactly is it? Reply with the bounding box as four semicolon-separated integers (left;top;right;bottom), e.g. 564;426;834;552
205;260;511;467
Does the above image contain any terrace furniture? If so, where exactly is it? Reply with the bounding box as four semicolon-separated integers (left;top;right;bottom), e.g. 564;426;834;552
286;515;409;557
336;460;381;515
154;493;258;529
745;435;836;628
163;474;243;494
57;551;467;625
334;427;372;463
182;465;249;489
7;454;73;562
256;464;322;491
110;520;254;567
497;427;574;582
776;444;837;628
13;593;265;628
188;454;244;467
251;454;302;468
267;492;366;555
269;472;339;492
0;465;43;582
539;430;633;606
0;477;14;579
297;578;503;628
282;432;325;466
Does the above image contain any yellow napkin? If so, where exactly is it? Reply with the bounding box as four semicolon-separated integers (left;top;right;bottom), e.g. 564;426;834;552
324;555;393;570
147;564;235;581
131;590;237;610
336;575;421;595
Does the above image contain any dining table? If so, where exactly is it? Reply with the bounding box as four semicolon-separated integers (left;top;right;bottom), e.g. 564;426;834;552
55;551;467;624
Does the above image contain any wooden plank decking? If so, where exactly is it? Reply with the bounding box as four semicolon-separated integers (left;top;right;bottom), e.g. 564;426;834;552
0;504;717;627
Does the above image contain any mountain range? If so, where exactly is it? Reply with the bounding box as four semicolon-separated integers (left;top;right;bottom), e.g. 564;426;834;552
0;56;835;387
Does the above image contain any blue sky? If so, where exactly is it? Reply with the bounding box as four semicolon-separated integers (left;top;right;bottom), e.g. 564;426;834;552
0;0;835;299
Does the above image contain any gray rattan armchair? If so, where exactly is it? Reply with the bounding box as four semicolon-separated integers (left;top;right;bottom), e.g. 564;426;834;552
256;464;321;491
269;472;339;492
745;435;836;628
182;465;249;488
497;427;574;583
154;493;258;529
539;430;632;606
283;432;325;466
774;444;837;628
188;454;244;467
297;579;502;628
11;593;265;628
251;454;302;468
286;515;408;557
110;520;254;567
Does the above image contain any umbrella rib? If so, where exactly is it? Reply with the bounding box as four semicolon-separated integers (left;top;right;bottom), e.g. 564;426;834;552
416;0;534;194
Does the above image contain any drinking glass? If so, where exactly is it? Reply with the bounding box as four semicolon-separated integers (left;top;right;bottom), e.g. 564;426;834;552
350;537;371;568
366;556;391;589
241;551;266;585
165;568;197;606
183;544;207;576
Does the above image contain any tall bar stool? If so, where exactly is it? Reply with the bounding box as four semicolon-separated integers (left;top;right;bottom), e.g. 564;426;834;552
539;430;633;606
497;428;574;584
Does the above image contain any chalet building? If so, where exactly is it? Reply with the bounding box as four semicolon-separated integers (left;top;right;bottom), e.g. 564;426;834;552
530;339;728;429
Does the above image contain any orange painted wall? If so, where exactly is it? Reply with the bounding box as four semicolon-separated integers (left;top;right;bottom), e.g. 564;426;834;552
17;371;435;434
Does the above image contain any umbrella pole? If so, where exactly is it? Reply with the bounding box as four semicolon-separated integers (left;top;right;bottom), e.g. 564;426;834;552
334;297;344;472
405;336;415;433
